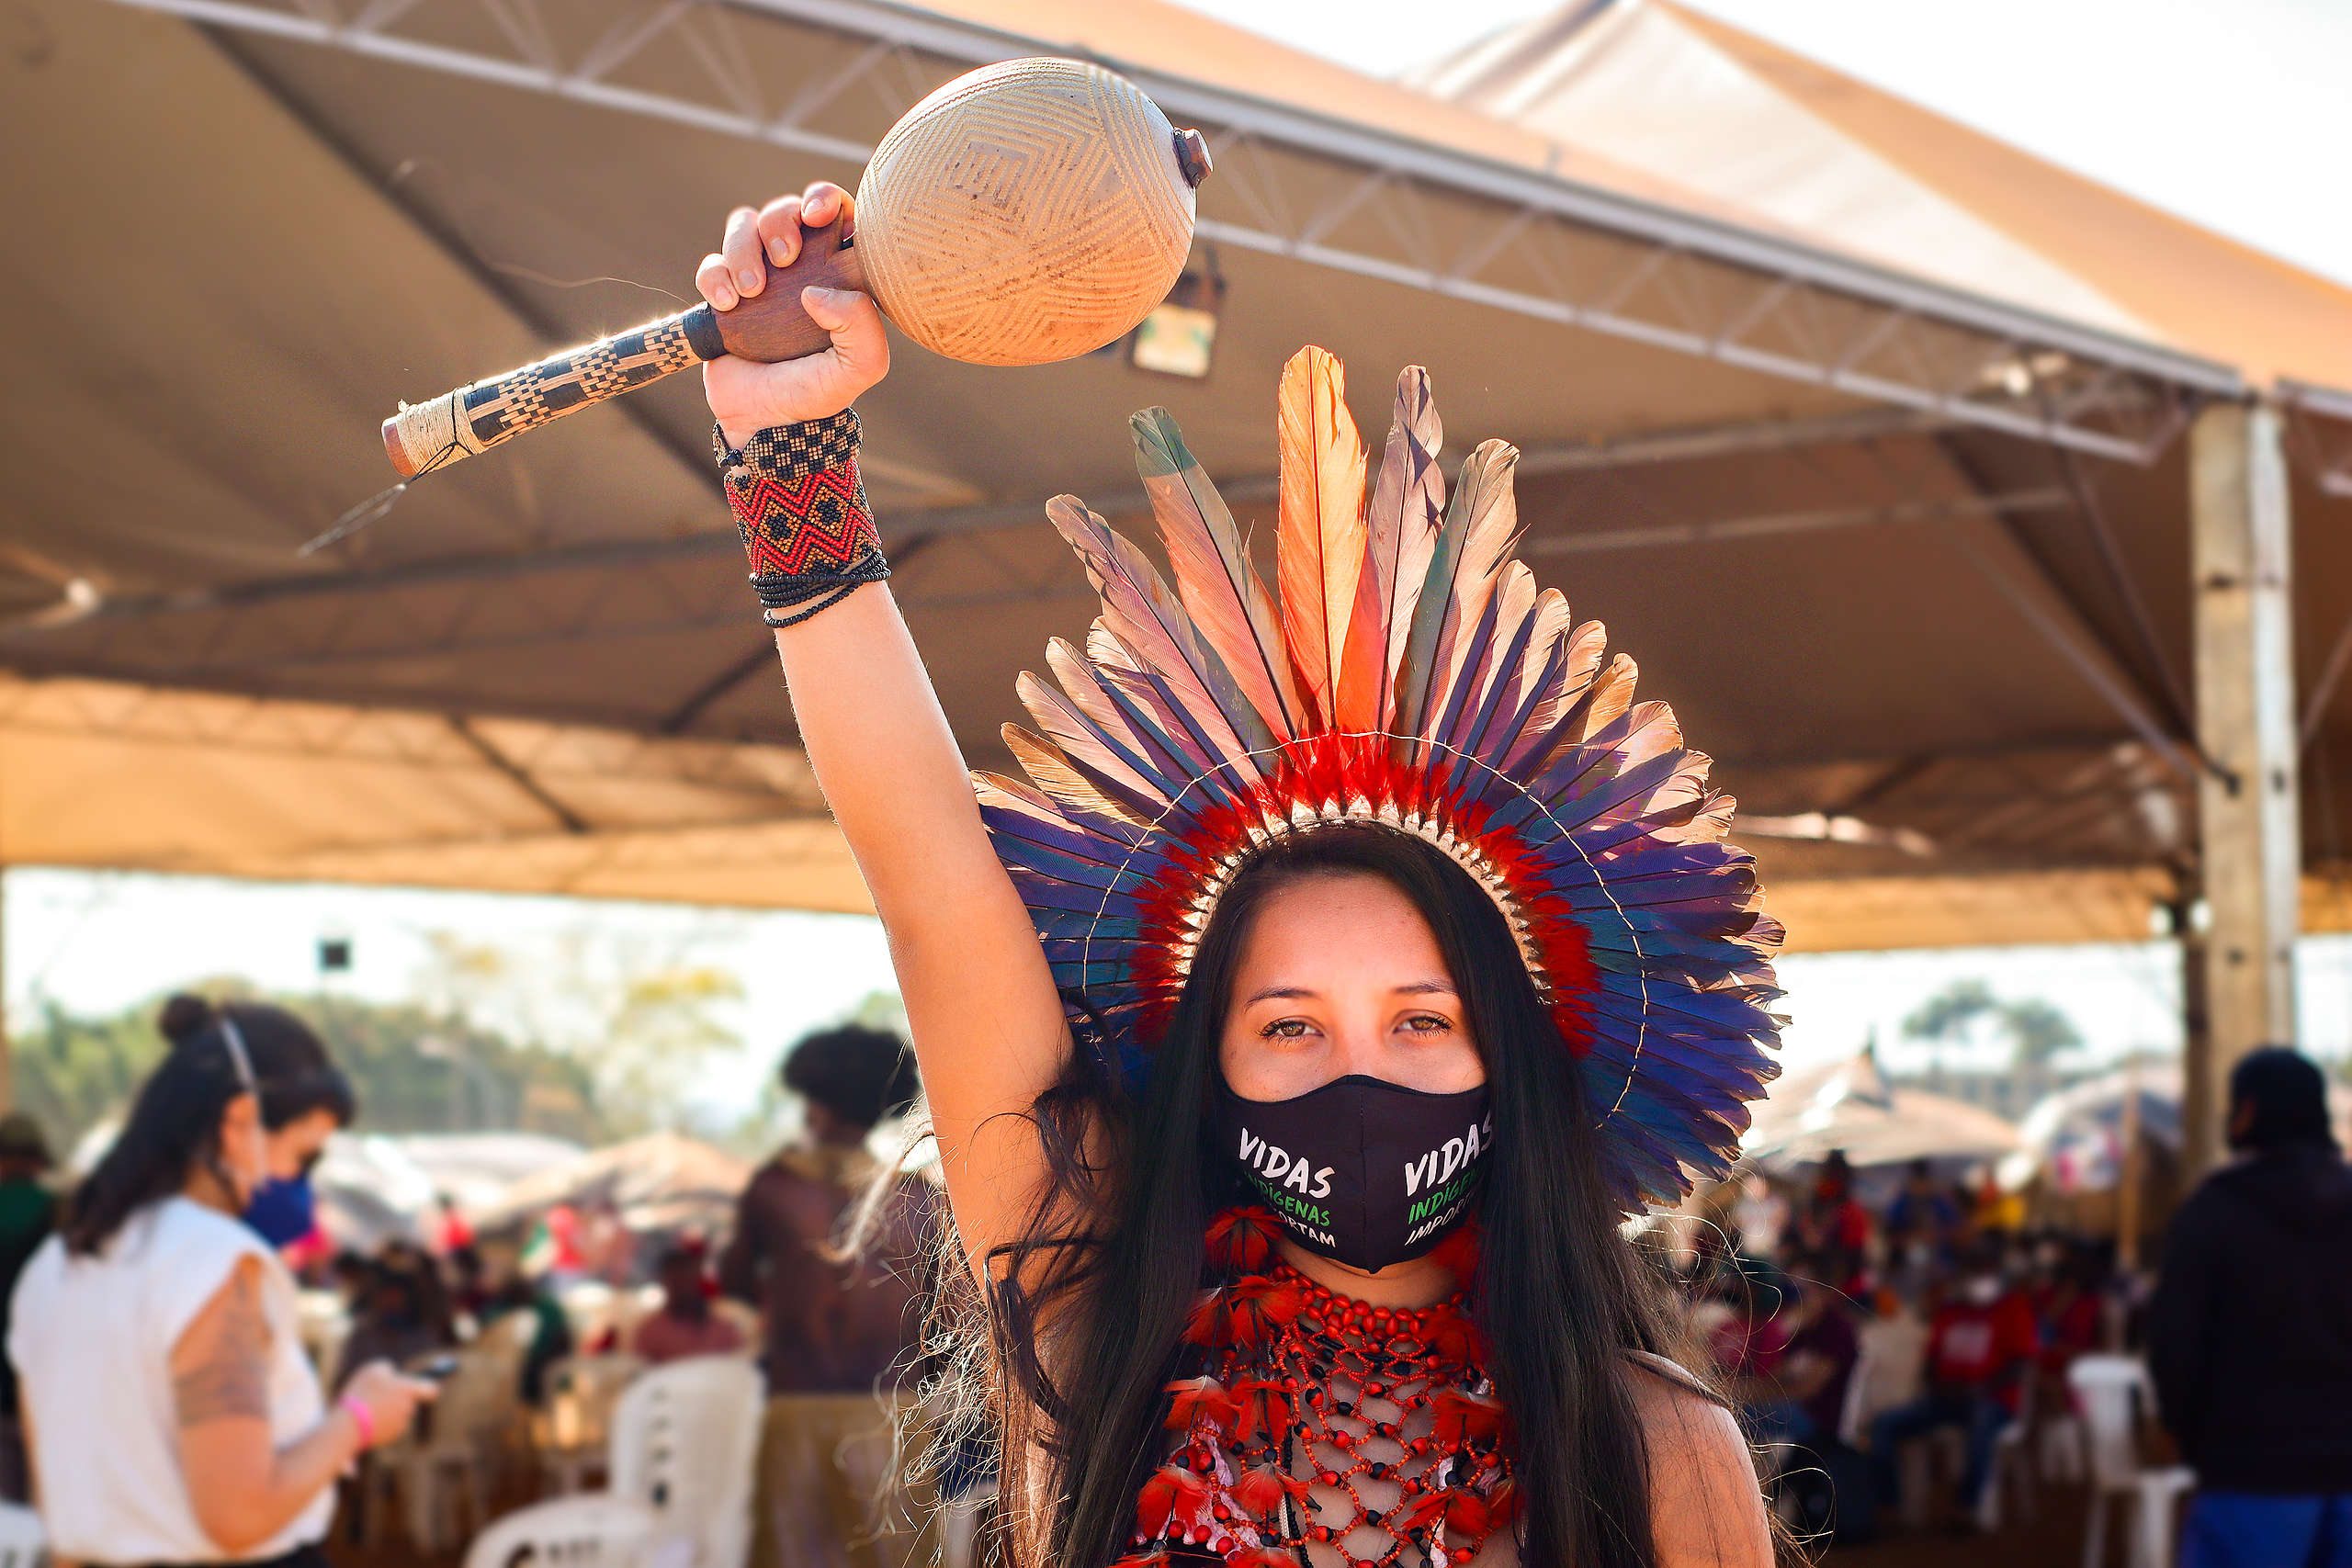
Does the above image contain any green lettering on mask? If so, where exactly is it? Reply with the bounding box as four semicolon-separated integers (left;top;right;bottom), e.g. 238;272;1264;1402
1247;1175;1329;1229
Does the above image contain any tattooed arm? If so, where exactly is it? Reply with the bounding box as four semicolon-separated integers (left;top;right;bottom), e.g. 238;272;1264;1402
171;1256;433;1555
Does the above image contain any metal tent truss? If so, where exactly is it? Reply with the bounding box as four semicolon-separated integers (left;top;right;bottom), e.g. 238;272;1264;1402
2283;381;2352;499
1744;739;2190;873
111;0;2238;464
0;408;2075;720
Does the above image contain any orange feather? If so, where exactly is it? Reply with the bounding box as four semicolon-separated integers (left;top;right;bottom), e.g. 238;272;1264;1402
1275;347;1369;731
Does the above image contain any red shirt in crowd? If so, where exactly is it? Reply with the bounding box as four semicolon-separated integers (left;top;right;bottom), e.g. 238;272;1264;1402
2033;1284;2103;1377
1928;1290;2038;1410
1825;1198;1872;1252
631;1306;746;1365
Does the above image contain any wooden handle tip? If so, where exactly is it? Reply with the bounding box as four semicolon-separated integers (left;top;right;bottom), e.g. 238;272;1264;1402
382;413;421;478
381;392;468;479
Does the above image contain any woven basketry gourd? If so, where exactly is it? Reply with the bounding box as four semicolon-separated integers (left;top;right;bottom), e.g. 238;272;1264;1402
859;57;1200;366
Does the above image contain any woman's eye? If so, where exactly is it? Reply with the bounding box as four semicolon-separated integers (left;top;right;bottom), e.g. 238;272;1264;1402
1259;1018;1313;1040
1402;1014;1454;1034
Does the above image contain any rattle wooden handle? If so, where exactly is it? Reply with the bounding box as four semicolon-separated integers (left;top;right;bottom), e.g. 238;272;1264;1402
382;221;865;478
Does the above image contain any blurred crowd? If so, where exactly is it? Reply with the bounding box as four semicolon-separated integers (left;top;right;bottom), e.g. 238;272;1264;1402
4;989;2341;1568
1686;1047;2352;1568
0;1013;944;1568
1681;1152;2126;1543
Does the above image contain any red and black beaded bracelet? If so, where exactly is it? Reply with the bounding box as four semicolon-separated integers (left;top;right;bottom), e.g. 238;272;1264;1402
715;410;890;627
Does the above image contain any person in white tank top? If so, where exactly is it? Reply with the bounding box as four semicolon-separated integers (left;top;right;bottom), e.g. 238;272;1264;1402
9;998;437;1567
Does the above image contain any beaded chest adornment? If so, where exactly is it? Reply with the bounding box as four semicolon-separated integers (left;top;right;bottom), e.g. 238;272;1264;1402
1116;1208;1514;1567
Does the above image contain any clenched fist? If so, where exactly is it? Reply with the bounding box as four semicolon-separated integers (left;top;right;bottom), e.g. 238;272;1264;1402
697;182;890;446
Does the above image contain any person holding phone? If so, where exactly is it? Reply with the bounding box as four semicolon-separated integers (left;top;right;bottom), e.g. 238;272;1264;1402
9;997;437;1568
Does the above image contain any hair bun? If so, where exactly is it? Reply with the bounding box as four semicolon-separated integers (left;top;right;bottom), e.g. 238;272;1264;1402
157;993;216;1045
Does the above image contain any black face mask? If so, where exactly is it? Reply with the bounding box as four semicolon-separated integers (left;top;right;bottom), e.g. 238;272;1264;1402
1210;1072;1493;1273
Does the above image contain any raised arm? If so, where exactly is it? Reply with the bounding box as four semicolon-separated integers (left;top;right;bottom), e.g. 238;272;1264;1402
696;184;1072;1274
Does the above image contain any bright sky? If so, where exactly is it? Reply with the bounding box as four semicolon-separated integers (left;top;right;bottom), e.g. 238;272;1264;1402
1172;0;2352;288
10;0;2350;1123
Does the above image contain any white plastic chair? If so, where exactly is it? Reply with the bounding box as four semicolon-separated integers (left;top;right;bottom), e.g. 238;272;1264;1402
1893;1377;2033;1531
2069;1355;2195;1568
1974;1378;2038;1532
463;1495;656;1568
1844;1312;1928;1444
608;1356;764;1568
0;1501;43;1568
537;1354;647;1495
378;1345;524;1551
2041;1404;2089;1484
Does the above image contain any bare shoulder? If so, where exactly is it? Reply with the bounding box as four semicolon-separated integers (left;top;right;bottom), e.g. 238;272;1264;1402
1625;1355;1773;1568
169;1253;271;1429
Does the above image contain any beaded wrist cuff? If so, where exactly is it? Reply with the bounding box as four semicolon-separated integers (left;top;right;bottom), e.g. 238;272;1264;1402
716;410;889;627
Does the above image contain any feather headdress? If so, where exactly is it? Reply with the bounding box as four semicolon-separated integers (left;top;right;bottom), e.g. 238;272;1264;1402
977;347;1782;1208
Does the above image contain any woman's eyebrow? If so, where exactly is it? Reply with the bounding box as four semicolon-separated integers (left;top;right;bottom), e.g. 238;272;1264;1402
1244;979;1458;1004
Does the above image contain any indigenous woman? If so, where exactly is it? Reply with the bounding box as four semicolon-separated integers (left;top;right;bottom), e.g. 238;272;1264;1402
695;183;1783;1568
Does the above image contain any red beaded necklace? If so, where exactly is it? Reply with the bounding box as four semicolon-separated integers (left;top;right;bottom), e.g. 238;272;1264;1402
1114;1207;1516;1567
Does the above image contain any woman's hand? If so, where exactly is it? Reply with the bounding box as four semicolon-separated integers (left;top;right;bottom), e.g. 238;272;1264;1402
337;1359;437;1450
697;182;890;447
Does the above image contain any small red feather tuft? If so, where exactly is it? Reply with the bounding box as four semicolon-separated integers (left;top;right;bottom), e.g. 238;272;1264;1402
1204;1206;1283;1273
1134;1464;1216;1540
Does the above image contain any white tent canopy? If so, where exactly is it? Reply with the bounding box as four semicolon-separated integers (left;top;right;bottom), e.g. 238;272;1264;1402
3;0;2349;961
1743;1050;2021;1169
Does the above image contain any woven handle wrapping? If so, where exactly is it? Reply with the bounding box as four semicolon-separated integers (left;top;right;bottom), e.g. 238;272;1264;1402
381;220;865;478
382;310;718;477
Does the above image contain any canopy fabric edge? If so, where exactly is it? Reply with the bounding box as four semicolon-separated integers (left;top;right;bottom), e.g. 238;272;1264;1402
14;671;2352;949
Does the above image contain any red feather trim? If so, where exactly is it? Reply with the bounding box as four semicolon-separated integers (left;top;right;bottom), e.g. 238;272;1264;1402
1203;1206;1283;1273
1125;731;1599;1055
1162;1375;1239;1434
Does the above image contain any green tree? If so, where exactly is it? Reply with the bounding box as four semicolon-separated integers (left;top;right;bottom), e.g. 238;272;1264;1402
2000;998;2083;1068
413;928;747;1136
1902;978;1999;1045
7;987;616;1156
10;998;169;1154
576;965;745;1136
1903;978;2082;1070
846;989;910;1037
303;992;610;1141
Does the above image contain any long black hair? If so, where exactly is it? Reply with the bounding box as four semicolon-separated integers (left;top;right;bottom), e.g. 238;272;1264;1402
63;994;355;1256
963;823;1686;1568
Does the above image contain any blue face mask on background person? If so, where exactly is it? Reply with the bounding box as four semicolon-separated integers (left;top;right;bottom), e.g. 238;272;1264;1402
243;1171;317;1248
1212;1072;1494;1273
